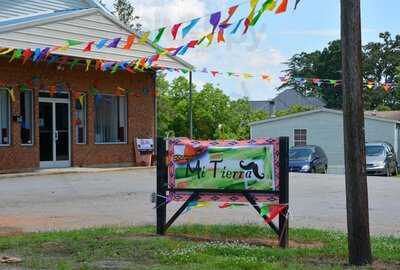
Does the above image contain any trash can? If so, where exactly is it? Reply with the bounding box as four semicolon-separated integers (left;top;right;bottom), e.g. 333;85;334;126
134;138;154;166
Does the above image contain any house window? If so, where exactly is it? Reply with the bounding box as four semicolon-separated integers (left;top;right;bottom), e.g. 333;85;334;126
294;129;307;146
76;95;87;144
95;95;127;144
20;90;34;145
0;89;10;146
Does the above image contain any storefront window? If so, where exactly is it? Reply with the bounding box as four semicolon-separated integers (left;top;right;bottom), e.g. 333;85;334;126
95;95;127;143
76;95;87;144
20;90;34;145
0;89;10;146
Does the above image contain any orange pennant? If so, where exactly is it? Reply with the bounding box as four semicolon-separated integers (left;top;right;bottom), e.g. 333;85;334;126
217;30;225;43
123;35;135;49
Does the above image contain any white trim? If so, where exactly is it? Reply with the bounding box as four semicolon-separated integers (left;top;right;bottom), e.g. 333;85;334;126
39;94;71;168
250;108;400;126
0;88;11;146
94;93;128;144
293;128;308;147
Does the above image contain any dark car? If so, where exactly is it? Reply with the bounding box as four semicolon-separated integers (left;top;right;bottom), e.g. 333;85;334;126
366;142;398;176
289;145;328;173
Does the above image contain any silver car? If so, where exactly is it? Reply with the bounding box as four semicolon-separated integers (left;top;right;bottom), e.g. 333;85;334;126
366;142;398;176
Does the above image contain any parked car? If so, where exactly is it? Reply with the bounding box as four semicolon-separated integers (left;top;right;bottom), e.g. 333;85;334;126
289;145;328;173
366;142;398;176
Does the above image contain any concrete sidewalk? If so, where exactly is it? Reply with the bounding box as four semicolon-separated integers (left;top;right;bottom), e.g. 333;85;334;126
0;166;155;180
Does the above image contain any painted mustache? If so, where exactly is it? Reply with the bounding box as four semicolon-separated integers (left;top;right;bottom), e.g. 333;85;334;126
239;161;265;179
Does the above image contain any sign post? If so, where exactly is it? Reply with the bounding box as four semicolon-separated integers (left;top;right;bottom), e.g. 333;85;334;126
156;137;289;247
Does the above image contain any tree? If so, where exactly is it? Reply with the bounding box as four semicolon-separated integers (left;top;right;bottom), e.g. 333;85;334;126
113;0;142;31
156;75;267;140
282;32;400;111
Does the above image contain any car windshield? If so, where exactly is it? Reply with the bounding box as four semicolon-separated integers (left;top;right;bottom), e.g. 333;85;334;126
366;145;385;156
289;148;313;161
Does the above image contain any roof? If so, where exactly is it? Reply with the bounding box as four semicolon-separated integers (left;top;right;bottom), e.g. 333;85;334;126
250;89;326;112
250;108;400;126
365;111;400;122
0;0;192;69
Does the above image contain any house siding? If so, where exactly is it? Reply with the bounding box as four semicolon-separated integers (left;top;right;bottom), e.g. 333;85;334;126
251;111;396;174
0;58;155;173
0;11;186;69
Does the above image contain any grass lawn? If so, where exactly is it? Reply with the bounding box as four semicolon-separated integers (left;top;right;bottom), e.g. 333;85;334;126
0;225;399;270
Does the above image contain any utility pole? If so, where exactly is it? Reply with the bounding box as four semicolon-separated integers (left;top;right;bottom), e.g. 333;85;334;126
341;0;372;265
188;71;193;139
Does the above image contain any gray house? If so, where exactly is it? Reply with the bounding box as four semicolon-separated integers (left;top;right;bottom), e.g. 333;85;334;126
250;108;400;174
250;89;326;115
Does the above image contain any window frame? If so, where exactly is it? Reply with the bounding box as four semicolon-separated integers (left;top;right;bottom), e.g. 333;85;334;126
94;94;128;145
0;88;11;147
20;90;34;146
75;95;87;145
293;128;307;147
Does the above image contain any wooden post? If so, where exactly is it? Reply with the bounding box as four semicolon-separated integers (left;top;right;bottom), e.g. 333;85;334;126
341;0;372;265
156;137;167;235
279;137;289;248
188;71;193;139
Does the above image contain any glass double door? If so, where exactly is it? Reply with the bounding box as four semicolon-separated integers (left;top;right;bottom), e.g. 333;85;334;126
39;98;70;168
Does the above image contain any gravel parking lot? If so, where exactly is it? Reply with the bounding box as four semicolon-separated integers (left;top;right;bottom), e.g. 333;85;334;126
0;169;399;236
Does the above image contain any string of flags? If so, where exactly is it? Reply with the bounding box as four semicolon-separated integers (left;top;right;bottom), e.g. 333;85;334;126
0;0;298;76
0;47;273;82
281;75;400;93
0;76;159;104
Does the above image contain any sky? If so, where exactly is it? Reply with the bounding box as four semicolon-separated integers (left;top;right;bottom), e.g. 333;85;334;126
101;0;400;101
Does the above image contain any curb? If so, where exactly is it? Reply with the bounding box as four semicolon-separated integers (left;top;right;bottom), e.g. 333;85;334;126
0;166;156;180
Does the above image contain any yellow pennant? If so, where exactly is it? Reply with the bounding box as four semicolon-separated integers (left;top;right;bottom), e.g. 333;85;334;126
206;33;214;46
243;73;254;79
78;94;85;108
85;59;92;72
265;0;277;11
0;48;14;55
139;32;151;44
7;88;16;103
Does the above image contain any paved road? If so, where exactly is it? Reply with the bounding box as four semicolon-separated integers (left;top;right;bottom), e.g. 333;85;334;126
0;169;399;236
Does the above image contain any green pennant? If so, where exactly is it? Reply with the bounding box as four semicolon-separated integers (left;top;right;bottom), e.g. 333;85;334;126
227;72;235;76
197;36;207;46
67;40;84;47
69;59;80;70
250;9;264;26
89;86;98;96
111;63;119;74
153;27;166;45
260;204;269;217
19;84;29;93
181;69;189;74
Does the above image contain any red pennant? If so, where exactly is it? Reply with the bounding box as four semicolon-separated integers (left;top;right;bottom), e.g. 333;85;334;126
211;71;219;77
171;23;183;40
275;0;289;14
264;205;287;224
22;49;33;64
262;75;271;80
242;18;250;34
73;91;81;99
123;35;135;49
83;41;95;52
187;40;198;48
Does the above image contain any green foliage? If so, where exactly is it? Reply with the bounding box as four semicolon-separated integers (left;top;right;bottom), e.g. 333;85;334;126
156;75;267;140
283;32;400;110
275;104;314;118
0;225;399;269
113;0;142;31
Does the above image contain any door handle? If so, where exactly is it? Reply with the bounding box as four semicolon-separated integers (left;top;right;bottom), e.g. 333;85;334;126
54;131;59;141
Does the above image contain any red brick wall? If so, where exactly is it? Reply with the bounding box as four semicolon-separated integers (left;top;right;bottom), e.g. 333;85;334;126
0;58;155;173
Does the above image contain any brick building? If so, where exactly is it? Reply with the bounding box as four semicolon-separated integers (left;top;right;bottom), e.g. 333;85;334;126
0;0;191;173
